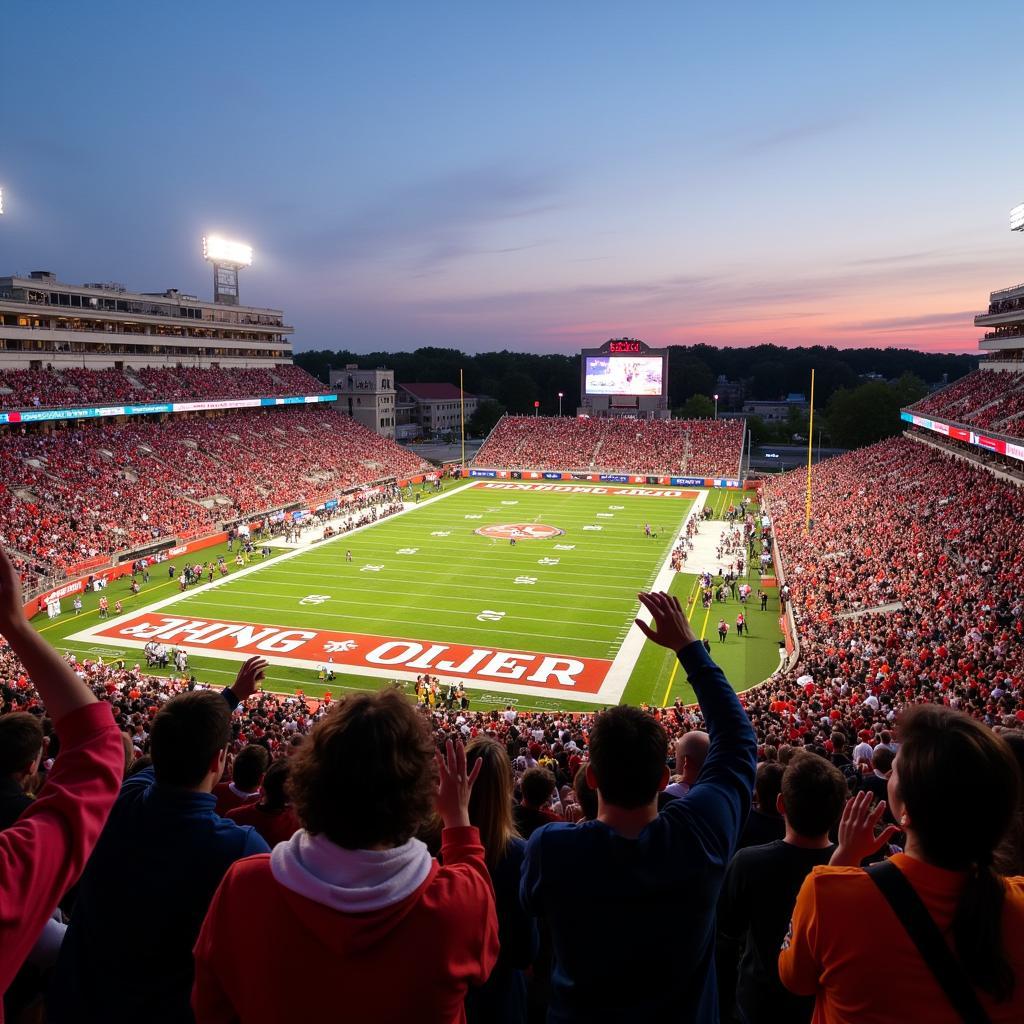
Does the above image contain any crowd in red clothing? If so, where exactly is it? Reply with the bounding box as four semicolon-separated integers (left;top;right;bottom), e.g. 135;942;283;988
909;368;1024;438
0;364;329;411
475;415;744;477
1;407;430;576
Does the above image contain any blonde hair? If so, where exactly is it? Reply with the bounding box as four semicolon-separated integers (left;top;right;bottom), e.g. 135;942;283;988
465;736;520;870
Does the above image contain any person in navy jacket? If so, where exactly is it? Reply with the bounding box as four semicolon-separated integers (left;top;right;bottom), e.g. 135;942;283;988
521;591;757;1023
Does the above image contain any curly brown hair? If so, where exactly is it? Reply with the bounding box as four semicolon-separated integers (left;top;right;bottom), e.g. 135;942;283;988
288;689;437;850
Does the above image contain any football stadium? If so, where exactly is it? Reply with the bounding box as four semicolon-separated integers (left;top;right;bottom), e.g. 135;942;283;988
3;7;1024;1024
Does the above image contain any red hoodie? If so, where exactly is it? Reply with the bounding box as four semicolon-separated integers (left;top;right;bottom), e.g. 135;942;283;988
0;702;123;1011
192;825;498;1023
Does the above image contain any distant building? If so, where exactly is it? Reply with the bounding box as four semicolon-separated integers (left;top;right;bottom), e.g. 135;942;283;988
742;394;809;422
329;365;396;439
396;382;477;440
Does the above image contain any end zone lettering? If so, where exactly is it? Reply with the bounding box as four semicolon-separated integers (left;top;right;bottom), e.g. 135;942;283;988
89;613;611;693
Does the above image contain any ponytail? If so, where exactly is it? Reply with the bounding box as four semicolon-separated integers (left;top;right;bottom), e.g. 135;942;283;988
952;858;1014;1001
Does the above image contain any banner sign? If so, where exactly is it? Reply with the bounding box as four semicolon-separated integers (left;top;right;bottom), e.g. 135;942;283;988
0;393;335;425
902;410;1022;463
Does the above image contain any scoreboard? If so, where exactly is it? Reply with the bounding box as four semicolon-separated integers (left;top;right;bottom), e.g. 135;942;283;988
578;338;669;418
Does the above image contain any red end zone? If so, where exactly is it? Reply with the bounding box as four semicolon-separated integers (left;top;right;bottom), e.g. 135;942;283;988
87;612;612;694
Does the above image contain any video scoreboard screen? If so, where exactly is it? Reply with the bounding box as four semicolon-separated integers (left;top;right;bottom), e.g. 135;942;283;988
584;355;664;397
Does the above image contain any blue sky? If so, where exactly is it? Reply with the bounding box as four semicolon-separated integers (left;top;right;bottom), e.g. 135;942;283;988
1;0;1023;353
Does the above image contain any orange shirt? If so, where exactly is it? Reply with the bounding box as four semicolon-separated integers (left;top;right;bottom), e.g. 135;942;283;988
778;854;1024;1023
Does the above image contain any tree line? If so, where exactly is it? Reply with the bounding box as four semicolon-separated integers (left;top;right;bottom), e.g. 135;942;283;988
294;343;977;449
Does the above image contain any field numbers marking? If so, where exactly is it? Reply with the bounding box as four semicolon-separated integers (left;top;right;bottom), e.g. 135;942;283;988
609;505;625;510
538;557;560;566
465;514;482;520
501;500;519;505
360;564;385;572
514;576;538;585
476;609;507;622
396;547;419;555
554;544;575;551
583;525;602;531
596;513;613;518
299;594;332;605
430;530;451;537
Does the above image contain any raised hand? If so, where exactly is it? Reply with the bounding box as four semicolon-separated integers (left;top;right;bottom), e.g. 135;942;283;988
0;546;28;637
830;790;900;866
230;657;268;702
635;591;698;652
435;737;482;830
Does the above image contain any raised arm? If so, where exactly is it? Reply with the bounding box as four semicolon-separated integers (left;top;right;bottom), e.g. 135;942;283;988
636;592;757;856
0;547;124;992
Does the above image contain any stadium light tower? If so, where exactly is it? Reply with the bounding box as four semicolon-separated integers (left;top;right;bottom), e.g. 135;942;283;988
0;186;4;216
713;393;719;420
1011;203;1024;233
202;235;253;305
558;391;564;416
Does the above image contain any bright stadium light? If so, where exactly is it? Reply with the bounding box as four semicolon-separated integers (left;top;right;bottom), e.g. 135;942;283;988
202;235;253;266
0;186;4;216
1011;203;1024;233
202;235;253;305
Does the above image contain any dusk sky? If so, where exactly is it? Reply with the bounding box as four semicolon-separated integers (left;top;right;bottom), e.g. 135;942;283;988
2;1;1023;355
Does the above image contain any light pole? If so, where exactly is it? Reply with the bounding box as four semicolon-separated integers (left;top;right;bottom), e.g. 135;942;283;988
557;391;564;417
713;393;719;420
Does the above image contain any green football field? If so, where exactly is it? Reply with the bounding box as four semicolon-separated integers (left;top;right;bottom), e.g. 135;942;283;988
44;481;783;712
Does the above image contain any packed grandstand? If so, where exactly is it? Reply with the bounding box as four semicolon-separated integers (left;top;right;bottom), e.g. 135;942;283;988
3;356;1024;1023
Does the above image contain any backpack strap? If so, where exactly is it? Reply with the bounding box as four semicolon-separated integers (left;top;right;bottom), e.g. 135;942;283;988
866;860;992;1024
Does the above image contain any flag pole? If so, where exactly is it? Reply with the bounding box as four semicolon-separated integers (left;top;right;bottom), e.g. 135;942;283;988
804;368;815;534
460;367;466;473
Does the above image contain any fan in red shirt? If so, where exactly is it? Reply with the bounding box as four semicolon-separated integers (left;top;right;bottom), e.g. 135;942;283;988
226;760;300;848
193;689;497;1024
212;744;268;817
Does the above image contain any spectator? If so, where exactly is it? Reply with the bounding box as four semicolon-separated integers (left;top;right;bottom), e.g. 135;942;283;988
463;736;537;1024
514;767;561;839
520;592;757;1023
0;712;44;830
0;547;123;1005
50;659;271;1023
225;759;300;849
995;731;1024;876
572;764;598;821
858;744;895;809
213;743;269;816
718;751;847;1024
779;705;1024;1022
665;730;709;798
192;690;499;1023
736;761;786;850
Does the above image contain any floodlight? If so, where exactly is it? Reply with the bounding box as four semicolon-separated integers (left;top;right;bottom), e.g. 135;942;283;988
0;187;4;216
1011;203;1024;233
202;235;253;266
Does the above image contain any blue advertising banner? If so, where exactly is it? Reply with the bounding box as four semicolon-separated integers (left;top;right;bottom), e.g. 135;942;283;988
0;394;334;426
469;469;497;478
670;476;705;487
542;471;563;479
599;474;630;483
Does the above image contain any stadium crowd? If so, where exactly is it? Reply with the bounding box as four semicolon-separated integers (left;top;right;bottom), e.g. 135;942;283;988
910;368;1024;438
2;432;1024;1022
0;364;329;411
474;415;743;477
0;408;430;576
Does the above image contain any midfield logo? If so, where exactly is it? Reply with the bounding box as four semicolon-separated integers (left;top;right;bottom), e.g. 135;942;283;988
475;523;564;540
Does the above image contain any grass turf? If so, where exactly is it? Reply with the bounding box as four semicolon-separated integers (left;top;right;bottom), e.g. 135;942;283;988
33;481;782;712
